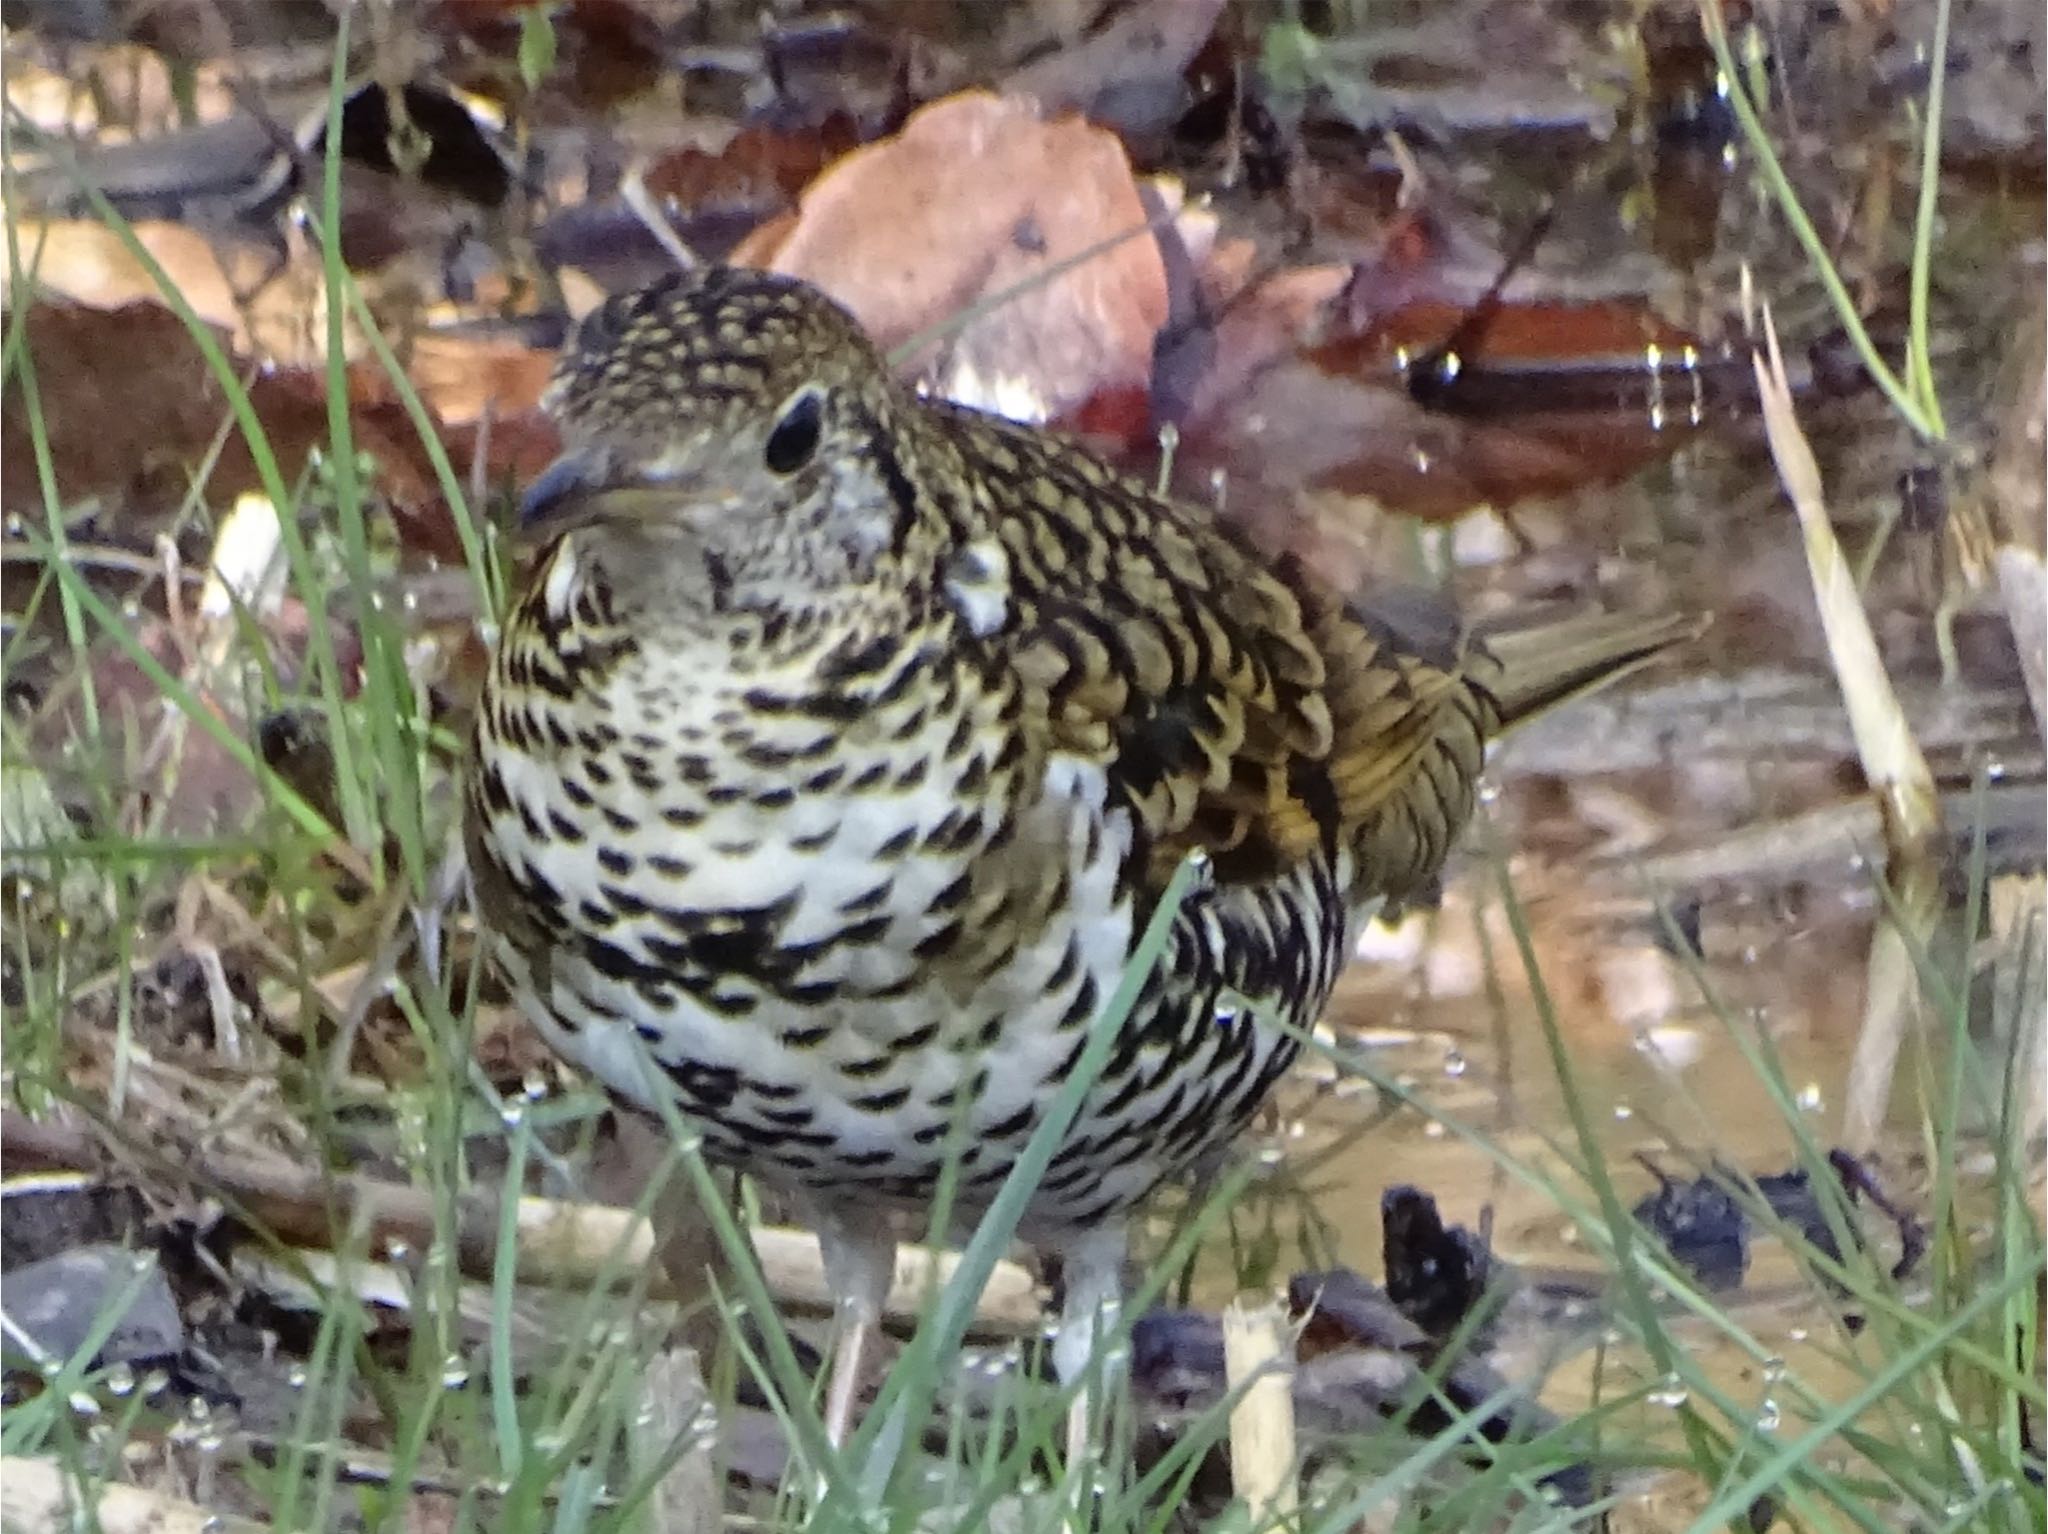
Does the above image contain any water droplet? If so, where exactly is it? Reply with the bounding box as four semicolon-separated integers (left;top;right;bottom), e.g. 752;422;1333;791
1422;1120;1446;1139
142;1369;172;1399
68;1390;101;1418
1786;1327;1808;1344
1756;1396;1781;1432
285;1364;308;1388
1476;782;1501;806
1442;1048;1467;1078
1984;759;2006;782
1760;1355;1785;1384
382;1237;414;1264
103;1363;137;1397
500;1101;527;1130
1742;945;1759;964
1183;848;1214;886
440;1356;471;1388
1213;1000;1239;1029
1647;1374;1690;1409
1795;1083;1824;1113
522;1070;549;1100
1613;1103;1634;1122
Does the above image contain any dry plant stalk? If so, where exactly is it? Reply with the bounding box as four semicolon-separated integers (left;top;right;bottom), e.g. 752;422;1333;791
1752;306;1945;1153
0;1456;270;1534
1222;1295;1299;1527
1752;309;1942;855
0;1112;1043;1333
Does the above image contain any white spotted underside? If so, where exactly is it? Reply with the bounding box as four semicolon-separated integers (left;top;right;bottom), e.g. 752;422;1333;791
477;548;1338;1238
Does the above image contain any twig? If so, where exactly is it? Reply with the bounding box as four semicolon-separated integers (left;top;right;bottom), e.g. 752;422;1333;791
1495;668;2038;778
1223;1296;1299;1527
1581;782;2042;896
0;1111;1043;1333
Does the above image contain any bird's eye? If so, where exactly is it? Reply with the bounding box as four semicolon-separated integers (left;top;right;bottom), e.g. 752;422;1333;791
764;388;825;474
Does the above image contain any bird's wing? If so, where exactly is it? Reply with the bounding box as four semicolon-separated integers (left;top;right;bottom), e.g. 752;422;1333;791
946;410;1491;905
1295;584;1499;908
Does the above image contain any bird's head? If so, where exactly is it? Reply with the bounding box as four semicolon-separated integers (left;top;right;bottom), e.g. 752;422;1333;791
519;268;937;619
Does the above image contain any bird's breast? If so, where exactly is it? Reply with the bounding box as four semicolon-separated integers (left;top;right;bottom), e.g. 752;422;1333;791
470;616;1146;1195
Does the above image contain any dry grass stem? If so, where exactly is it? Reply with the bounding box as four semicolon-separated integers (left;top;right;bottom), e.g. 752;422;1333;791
1751;304;1945;1152
1751;306;1942;859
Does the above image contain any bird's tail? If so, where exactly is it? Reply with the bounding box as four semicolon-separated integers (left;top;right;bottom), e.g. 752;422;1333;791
1474;607;1707;729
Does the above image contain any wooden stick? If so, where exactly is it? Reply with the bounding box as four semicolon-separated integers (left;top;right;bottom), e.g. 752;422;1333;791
1222;1296;1299;1527
0;1111;1044;1333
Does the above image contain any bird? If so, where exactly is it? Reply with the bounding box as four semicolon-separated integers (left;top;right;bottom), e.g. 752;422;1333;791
464;264;1699;1456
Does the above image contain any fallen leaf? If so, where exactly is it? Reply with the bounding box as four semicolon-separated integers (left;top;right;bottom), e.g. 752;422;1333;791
740;90;1171;426
3;298;497;565
404;330;558;426
638;114;863;250
1;298;315;516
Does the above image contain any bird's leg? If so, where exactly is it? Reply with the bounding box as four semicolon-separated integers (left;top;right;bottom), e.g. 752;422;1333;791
814;1205;896;1451
1051;1221;1130;1476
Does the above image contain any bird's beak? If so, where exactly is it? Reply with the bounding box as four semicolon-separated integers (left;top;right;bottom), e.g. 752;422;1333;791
519;448;610;531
